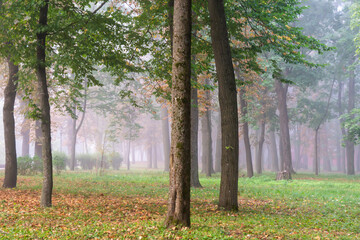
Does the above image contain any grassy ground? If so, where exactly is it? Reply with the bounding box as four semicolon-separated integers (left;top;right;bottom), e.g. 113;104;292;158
0;170;360;239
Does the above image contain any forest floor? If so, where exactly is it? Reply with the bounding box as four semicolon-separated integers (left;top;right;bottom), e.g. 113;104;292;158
0;170;360;239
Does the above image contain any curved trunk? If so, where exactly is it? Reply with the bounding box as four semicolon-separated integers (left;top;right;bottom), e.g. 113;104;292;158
3;57;18;188
208;0;239;211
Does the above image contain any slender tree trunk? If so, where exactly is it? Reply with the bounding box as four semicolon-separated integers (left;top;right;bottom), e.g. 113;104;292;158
255;120;265;174
314;129;319;175
35;120;42;158
3;57;18;188
190;76;202;188
147;143;153;169
240;89;253;178
161;107;170;172
275;79;292;179
346;70;355;175
126;141;131;170
153;144;158;169
208;0;239;211
70;115;76;170
214;115;221;172
165;0;191;227
201;112;213;177
336;121;342;172
19;98;30;156
322;127;331;172
36;0;52;207
269;131;279;172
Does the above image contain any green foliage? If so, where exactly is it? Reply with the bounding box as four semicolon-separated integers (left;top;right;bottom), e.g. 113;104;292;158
108;152;123;170
52;152;67;174
341;108;360;145
17;156;42;175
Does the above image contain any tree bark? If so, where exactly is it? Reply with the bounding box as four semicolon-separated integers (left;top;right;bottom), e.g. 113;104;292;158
201;79;213;177
240;89;253;178
165;0;191;227
208;0;239;211
190;78;202;188
255;120;265;174
36;0;53;207
161;107;171;172
275;79;292;179
3;57;18;188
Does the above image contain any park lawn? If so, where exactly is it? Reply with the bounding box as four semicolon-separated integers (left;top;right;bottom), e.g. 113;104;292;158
0;170;360;239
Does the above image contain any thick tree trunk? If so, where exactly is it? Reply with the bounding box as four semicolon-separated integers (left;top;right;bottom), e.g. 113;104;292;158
208;0;239;211
269;131;279;172
165;0;191;227
190;78;202;188
36;0;52;207
240;90;253;178
255;120;265;174
275;80;292;179
161;107;170;172
346;70;355;175
3;57;18;188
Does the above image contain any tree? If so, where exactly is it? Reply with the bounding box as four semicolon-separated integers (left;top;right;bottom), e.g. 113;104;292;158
208;0;239;211
2;56;18;188
165;0;192;227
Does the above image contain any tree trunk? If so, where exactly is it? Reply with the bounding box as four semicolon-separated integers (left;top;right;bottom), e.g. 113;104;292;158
126;141;131;170
190;77;202;188
201;112;213;177
255;120;265;174
37;0;53;207
153;144;158;169
161;107;170;172
346;70;355;175
269;131;279;172
35;120;42;158
214;115;221;172
322;127;331;172
70;116;76;170
240;90;253;178
147;143;153;169
165;0;191;227
208;0;239;211
275;79;292;179
314;129;319;175
3;57;18;188
20;99;30;156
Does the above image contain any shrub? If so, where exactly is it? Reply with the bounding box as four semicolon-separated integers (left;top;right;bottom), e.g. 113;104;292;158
17;156;33;175
77;153;97;170
53;152;67;174
108;152;123;170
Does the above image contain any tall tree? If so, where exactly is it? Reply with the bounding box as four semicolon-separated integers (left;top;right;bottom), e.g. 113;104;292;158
165;0;192;227
208;0;239;210
36;0;53;207
2;56;18;188
161;106;170;172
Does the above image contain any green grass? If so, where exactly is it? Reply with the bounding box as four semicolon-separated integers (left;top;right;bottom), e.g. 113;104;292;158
1;170;360;239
